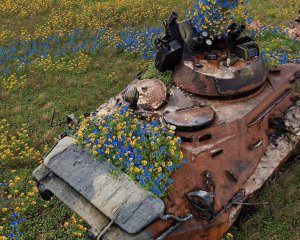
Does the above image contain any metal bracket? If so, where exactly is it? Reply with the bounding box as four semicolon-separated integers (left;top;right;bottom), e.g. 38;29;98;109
160;213;193;222
97;219;114;240
248;139;263;150
157;213;193;240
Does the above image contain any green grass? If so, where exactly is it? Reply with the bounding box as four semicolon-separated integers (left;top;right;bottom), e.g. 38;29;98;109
142;64;173;86
233;158;300;240
245;0;300;26
1;0;300;239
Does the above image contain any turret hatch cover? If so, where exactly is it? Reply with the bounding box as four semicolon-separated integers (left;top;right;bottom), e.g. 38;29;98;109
164;106;215;131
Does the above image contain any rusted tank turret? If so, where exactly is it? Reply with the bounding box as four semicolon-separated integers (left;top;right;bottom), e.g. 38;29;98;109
33;13;300;240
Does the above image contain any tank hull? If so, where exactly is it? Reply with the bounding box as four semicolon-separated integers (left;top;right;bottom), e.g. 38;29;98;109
33;63;300;240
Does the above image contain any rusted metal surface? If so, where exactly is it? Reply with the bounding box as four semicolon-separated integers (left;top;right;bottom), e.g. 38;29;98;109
164;106;215;131
33;9;300;238
173;53;267;97
33;63;300;240
140;64;300;240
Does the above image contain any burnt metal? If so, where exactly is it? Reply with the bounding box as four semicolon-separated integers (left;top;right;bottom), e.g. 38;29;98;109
173;55;267;97
186;190;215;220
225;170;238;183
169;16;267;97
163;106;215;131
214;56;266;95
248;88;293;127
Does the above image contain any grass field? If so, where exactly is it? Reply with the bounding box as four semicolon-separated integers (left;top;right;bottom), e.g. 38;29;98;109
0;0;300;239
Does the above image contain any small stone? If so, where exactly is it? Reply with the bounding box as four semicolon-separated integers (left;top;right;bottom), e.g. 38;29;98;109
124;86;139;105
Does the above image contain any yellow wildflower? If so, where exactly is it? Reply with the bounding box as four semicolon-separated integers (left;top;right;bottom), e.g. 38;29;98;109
64;222;69;227
141;160;147;165
227;233;234;239
14;176;20;181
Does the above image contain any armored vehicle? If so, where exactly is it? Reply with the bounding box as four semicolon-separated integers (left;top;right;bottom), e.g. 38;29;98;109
33;13;300;240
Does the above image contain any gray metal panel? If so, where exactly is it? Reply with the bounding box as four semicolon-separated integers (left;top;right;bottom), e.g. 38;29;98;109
44;137;165;234
32;163;51;181
40;173;110;233
39;172;152;240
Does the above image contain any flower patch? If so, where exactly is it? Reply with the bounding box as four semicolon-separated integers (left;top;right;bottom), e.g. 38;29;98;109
74;106;188;198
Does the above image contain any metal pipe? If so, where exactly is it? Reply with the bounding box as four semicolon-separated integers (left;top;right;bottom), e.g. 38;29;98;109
156;213;193;240
160;213;193;222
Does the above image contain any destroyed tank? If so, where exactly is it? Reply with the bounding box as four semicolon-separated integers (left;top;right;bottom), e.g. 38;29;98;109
33;13;300;240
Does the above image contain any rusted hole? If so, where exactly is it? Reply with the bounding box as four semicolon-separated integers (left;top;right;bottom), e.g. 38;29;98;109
199;134;212;142
210;148;223;158
181;136;193;142
269;65;281;74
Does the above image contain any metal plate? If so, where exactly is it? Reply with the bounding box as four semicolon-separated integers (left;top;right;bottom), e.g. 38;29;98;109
164;106;215;131
44;137;165;234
